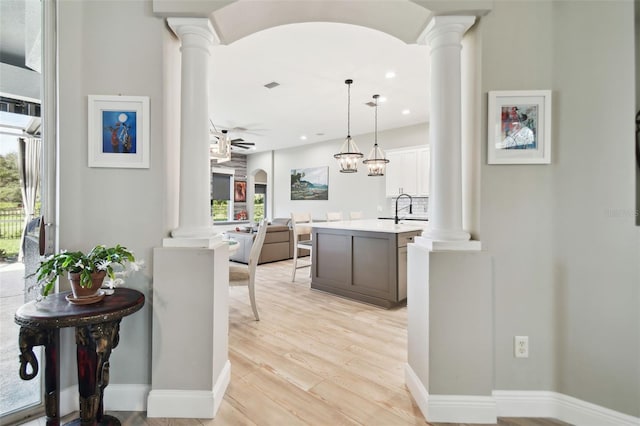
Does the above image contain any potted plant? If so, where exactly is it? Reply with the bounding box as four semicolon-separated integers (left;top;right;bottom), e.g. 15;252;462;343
33;244;143;299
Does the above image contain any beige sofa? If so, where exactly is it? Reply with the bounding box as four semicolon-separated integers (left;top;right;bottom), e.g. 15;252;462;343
227;218;307;265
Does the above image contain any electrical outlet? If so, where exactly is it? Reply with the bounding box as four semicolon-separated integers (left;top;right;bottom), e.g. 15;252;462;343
514;336;529;358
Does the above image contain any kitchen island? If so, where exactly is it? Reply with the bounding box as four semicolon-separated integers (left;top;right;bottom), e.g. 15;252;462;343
311;220;426;308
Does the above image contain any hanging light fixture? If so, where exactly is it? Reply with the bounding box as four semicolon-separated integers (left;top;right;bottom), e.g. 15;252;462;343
363;94;389;176
334;79;363;173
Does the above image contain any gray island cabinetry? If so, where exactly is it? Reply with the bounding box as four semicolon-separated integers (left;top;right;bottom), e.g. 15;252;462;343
311;220;425;308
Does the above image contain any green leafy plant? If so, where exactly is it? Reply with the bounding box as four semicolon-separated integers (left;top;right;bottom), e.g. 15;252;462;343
34;244;143;297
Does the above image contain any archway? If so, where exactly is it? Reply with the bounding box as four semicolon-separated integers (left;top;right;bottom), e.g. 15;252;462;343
155;1;491;422
247;168;268;223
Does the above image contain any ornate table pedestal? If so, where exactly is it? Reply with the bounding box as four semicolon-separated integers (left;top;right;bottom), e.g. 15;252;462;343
15;288;145;426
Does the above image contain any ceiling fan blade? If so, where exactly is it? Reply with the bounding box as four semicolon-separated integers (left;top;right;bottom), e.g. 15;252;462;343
232;142;255;147
230;138;244;143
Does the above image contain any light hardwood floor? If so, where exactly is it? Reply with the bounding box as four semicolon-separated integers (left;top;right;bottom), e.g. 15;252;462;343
22;260;571;426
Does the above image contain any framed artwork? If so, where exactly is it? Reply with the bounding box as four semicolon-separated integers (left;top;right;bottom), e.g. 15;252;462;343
234;181;247;202
88;95;150;168
487;90;552;164
291;166;328;200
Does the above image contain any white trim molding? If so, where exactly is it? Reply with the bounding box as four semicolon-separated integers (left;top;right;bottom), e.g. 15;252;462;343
104;384;151;411
60;385;79;418
147;389;216;418
147;360;230;418
428;394;497;424
405;364;498;424
494;391;640;426
61;384;150;418
406;367;639;425
405;363;430;420
212;359;231;416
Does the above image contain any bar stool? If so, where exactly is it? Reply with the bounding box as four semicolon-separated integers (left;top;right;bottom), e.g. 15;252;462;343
326;211;343;221
290;212;312;282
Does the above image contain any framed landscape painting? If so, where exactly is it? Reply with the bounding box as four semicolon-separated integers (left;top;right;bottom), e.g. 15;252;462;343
88;95;150;168
487;90;552;164
291;166;328;200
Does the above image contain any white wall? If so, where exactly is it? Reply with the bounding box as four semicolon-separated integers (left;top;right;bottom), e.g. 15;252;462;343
480;0;556;393
480;0;639;417
52;0;639;420
549;1;638;415
57;0;166;387
259;123;429;221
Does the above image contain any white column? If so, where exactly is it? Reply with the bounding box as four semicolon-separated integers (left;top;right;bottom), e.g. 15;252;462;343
166;18;219;245
418;16;475;242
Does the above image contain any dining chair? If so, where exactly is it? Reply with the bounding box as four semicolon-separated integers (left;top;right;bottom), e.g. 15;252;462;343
290;212;313;282
326;211;343;221
229;218;268;320
349;211;364;220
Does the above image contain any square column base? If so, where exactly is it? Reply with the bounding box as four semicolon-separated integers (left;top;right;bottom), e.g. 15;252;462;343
163;234;223;248
415;236;481;251
148;245;229;418
406;241;494;424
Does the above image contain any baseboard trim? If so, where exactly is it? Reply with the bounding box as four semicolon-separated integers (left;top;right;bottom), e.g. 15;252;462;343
104;384;150;411
494;390;640;426
404;363;429;420
405;364;498;424
212;359;231;416
60;383;151;417
60;385;79;418
146;389;215;418
428;394;497;424
147;360;230;418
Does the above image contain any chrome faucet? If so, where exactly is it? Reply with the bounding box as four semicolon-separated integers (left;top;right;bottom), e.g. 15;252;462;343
395;193;413;224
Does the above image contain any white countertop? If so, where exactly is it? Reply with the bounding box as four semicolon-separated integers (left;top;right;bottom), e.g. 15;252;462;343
311;219;427;234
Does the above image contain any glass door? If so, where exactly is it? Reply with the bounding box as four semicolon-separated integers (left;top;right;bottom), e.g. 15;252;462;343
0;0;55;422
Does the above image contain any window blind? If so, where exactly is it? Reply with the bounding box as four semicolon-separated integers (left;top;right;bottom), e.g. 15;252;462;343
255;184;267;195
212;173;231;200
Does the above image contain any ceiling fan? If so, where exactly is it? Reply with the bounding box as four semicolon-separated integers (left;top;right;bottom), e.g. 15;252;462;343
209;120;256;151
216;129;256;150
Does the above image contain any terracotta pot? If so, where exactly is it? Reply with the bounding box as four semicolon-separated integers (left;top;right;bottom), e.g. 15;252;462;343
68;270;106;299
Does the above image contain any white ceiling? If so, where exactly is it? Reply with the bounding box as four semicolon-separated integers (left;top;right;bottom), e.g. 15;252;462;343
209;21;430;153
0;1;433;155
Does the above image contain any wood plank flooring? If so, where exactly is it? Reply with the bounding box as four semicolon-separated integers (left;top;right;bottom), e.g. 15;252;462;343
21;260;571;426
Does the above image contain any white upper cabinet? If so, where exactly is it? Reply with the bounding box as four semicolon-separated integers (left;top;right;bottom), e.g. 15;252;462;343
385;146;430;197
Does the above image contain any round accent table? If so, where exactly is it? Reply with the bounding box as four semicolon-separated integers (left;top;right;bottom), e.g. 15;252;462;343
14;288;145;426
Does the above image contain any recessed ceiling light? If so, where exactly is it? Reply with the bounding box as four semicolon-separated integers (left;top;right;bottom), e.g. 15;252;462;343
316;132;324;136
264;81;280;89
385;71;396;79
402;109;411;115
300;135;307;140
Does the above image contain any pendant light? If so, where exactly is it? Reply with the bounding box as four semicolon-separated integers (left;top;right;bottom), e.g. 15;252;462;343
363;94;389;176
334;79;363;173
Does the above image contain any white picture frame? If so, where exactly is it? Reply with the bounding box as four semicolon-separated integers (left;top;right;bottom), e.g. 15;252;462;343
487;90;552;164
88;95;150;168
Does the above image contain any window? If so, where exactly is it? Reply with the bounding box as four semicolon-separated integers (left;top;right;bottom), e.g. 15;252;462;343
211;171;233;221
254;184;266;222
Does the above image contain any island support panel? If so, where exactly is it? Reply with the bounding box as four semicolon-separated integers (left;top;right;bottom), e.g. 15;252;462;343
311;228;419;308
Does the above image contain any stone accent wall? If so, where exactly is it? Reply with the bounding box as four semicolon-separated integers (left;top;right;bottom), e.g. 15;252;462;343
211;153;248;220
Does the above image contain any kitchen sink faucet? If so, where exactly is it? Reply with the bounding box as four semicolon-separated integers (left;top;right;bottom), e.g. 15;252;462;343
395;193;413;224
